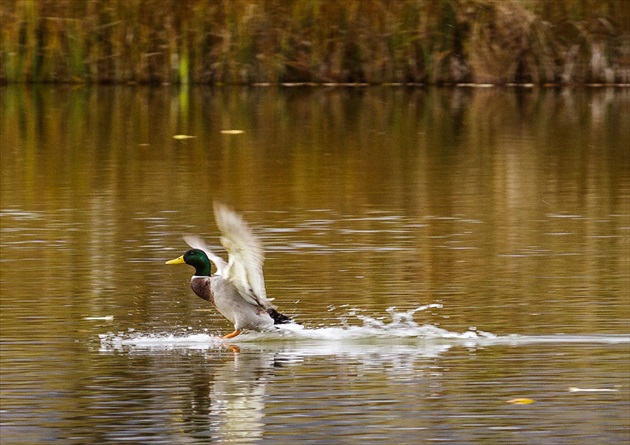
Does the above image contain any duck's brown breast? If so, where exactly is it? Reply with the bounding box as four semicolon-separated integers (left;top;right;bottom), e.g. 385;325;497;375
190;276;214;304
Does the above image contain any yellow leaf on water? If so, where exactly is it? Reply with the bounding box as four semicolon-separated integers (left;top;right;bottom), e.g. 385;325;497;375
507;398;535;405
84;315;114;321
220;129;244;135
173;134;196;140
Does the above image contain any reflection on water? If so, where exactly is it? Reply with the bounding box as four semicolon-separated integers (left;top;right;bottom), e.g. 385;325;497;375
1;85;629;443
183;351;270;443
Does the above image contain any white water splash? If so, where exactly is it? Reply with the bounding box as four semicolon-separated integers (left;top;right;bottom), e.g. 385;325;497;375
98;305;629;354
99;305;493;352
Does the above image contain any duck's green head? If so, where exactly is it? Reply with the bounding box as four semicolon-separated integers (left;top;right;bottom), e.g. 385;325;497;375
166;249;211;276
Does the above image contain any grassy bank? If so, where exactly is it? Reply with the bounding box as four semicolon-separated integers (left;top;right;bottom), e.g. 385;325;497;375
1;0;628;85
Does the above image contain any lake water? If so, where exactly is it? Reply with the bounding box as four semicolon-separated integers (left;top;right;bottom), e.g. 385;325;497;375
1;85;629;444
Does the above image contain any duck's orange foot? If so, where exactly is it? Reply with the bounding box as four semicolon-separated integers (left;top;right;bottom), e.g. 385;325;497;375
222;330;241;339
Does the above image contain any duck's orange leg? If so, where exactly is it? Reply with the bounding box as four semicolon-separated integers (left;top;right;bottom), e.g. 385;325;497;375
222;330;241;339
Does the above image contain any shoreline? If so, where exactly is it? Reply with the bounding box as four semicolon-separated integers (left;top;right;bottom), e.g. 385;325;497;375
2;0;628;86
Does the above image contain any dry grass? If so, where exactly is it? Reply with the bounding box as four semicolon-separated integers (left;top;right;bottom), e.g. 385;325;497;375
1;0;628;84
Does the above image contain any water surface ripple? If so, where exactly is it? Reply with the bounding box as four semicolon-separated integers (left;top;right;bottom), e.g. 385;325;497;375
1;85;628;444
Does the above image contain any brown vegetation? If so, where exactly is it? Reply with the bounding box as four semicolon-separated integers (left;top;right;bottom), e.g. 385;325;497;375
1;0;628;84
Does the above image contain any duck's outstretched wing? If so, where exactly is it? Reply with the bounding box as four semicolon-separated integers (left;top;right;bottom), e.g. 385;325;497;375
183;235;227;276
213;202;272;308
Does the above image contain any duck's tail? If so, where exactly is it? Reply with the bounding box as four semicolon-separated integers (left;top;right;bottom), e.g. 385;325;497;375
268;308;293;325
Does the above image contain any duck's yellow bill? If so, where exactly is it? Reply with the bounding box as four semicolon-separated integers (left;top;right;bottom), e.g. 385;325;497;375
166;255;185;265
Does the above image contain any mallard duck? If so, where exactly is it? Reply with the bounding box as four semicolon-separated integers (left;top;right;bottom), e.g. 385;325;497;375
166;203;292;339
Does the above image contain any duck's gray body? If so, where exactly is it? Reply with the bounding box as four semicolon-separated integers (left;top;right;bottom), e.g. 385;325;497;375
191;275;276;332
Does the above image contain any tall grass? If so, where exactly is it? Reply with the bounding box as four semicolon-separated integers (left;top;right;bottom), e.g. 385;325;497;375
1;0;628;84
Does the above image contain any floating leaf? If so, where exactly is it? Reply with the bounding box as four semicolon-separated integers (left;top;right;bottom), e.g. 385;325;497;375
220;130;244;134
568;387;619;393
84;315;114;321
507;398;535;405
173;134;196;140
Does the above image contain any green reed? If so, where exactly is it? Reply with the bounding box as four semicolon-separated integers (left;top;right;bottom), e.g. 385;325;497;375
1;0;628;84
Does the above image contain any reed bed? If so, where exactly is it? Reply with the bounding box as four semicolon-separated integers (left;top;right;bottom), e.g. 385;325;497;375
1;0;628;85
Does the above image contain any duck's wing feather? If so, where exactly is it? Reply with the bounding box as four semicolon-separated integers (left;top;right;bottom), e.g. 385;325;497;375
213;202;272;308
183;235;227;275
